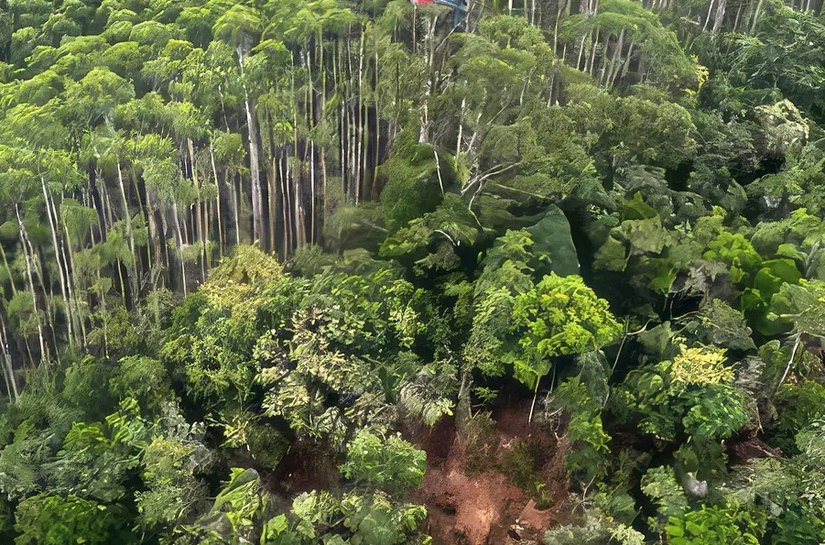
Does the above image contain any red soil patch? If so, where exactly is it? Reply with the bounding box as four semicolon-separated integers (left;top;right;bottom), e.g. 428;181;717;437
422;462;526;545
407;399;571;545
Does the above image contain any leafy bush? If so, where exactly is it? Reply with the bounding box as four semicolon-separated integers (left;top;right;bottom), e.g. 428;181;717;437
379;136;449;232
14;493;135;545
640;466;689;532
340;430;426;496
544;508;645;545
554;377;611;482
617;343;749;445
774;381;825;453
666;505;761;545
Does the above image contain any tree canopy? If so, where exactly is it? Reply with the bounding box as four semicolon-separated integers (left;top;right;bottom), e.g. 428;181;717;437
2;0;825;544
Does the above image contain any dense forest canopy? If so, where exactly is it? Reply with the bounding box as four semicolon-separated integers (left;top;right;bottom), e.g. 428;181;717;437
1;0;825;543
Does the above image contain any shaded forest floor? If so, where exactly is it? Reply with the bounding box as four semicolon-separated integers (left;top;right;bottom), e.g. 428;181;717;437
408;398;572;545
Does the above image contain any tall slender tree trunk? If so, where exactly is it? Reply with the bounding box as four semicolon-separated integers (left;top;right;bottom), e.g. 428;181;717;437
231;172;241;246
355;32;366;203
576;33;587;70
96;269;109;359
268;158;278;253
15;203;47;365
171;203;188;295
456;98;466;156
605;28;625;87
419;16;437;145
615;42;635;87
703;0;715;30
336;39;347;196
319;35;330;219
281;154;291;256
306;43;318;245
130;172;153;284
60;215;88;348
209;143;224;259
750;0;764;34
0;244;16;297
40;178;74;348
237;46;264;247
187;139;207;282
456;366;473;435
372;46;381;200
712;0;727;33
116;162;138;300
320;147;328;229
0;314;18;402
588;27;599;75
732;1;743;31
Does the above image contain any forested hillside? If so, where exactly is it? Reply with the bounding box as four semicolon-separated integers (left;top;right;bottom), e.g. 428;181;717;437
1;0;825;543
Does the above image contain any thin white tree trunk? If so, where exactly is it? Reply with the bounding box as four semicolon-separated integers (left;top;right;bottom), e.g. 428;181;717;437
116;162;139;299
171;203;188;295
232;173;241;246
0;315;18;401
750;0;764;34
712;0;727;33
187;139;207;281
41;179;74;348
211;146;224;259
355;32;365;204
237;46;264;245
15;204;47;365
703;0;715;30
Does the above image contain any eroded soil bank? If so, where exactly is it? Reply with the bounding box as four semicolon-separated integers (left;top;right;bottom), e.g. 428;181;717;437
409;399;573;545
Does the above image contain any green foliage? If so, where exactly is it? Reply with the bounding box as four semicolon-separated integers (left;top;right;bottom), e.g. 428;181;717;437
340;491;428;545
4;1;825;543
614;95;698;169
399;361;457;427
774;381;825;453
545;508;645;545
379;136;449;232
61;357;116;419
200;245;285;320
180;467;272;545
380;193;479;273
46;398;147;502
703;231;761;284
14;493;135;545
524;205;580;277
554;377;611;481
0;389;83;500
340;430;426;496
136;405;211;533
264;490;340;544
680;299;756;351
510;274;621;390
666;505;761;545
263;488;428;545
767;280;825;338
163;307;257;406
616;342;749;461
770;506;825;545
0;496;13;543
242;422;289;469
640;466;689;532
110;356;174;412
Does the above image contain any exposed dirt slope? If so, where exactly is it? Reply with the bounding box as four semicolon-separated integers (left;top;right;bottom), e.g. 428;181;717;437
409;400;572;545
